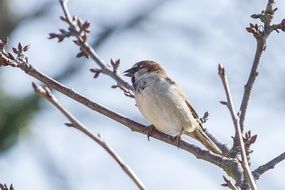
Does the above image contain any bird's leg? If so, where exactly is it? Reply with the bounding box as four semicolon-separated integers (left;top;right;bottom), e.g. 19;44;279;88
173;130;183;148
143;124;155;141
174;135;181;148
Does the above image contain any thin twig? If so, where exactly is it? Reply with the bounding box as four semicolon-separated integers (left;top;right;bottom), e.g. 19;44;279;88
239;0;277;132
218;65;257;190
253;152;285;180
0;34;235;176
56;0;133;96
32;82;146;190
239;41;264;133
222;176;241;190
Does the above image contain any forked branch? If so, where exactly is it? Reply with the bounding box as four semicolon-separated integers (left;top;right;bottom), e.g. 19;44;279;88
240;0;285;132
0;39;233;174
32;82;146;190
49;0;134;97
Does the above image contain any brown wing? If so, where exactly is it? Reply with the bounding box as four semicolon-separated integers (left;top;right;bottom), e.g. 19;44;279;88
185;100;199;119
172;82;200;120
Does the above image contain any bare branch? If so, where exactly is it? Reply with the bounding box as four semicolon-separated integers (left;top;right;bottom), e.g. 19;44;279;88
222;176;241;190
218;65;257;190
49;0;228;157
28;61;225;166
240;0;283;132
239;40;264;133
32;82;146;190
0;45;237;176
49;0;134;97
1;0;284;189
253;152;285;180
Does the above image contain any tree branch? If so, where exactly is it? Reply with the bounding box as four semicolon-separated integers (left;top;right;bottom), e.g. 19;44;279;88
218;65;257;190
222;176;241;190
0;42;236;175
49;0;229;154
240;0;278;132
49;0;134;97
1;0;284;189
253;152;285;180
32;82;146;190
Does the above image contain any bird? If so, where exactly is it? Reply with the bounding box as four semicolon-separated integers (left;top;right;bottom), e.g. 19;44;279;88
124;60;222;155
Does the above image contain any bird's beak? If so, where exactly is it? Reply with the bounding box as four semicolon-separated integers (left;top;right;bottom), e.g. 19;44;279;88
123;67;138;77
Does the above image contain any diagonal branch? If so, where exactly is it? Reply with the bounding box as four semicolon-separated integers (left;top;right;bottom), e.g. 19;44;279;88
218;65;257;190
239;40;264;133
0;48;235;174
27;62;226;166
32;82;146;190
52;0;134;97
239;0;278;132
51;0;228;154
253;152;285;180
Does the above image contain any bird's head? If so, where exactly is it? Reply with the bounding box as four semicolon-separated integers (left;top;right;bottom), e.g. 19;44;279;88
124;60;166;82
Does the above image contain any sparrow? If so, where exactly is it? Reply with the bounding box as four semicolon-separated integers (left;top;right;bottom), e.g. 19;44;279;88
124;60;222;155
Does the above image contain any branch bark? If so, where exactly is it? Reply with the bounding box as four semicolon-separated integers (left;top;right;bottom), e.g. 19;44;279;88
55;0;133;97
253;152;285;180
239;0;276;132
32;82;146;190
218;65;257;190
0;49;236;175
53;0;228;154
222;176;241;190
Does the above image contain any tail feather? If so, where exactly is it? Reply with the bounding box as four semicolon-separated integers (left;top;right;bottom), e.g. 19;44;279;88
185;127;222;155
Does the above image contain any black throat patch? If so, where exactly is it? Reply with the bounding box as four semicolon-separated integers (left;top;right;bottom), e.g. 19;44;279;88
133;79;147;93
131;76;135;85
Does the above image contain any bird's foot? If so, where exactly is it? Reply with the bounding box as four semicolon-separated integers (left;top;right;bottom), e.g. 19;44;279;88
143;124;155;141
173;135;182;148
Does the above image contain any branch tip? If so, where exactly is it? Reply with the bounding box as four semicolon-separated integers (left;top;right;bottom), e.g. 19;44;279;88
65;122;73;127
218;64;225;76
222;176;240;190
220;101;228;106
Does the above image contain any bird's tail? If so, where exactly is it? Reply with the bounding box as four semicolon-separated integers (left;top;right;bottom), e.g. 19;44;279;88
185;127;222;155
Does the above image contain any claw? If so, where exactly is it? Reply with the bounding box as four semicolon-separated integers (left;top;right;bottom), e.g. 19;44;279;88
173;135;182;148
144;125;155;141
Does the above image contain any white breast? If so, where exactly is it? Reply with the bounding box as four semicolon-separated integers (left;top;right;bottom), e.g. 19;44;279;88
134;74;198;136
